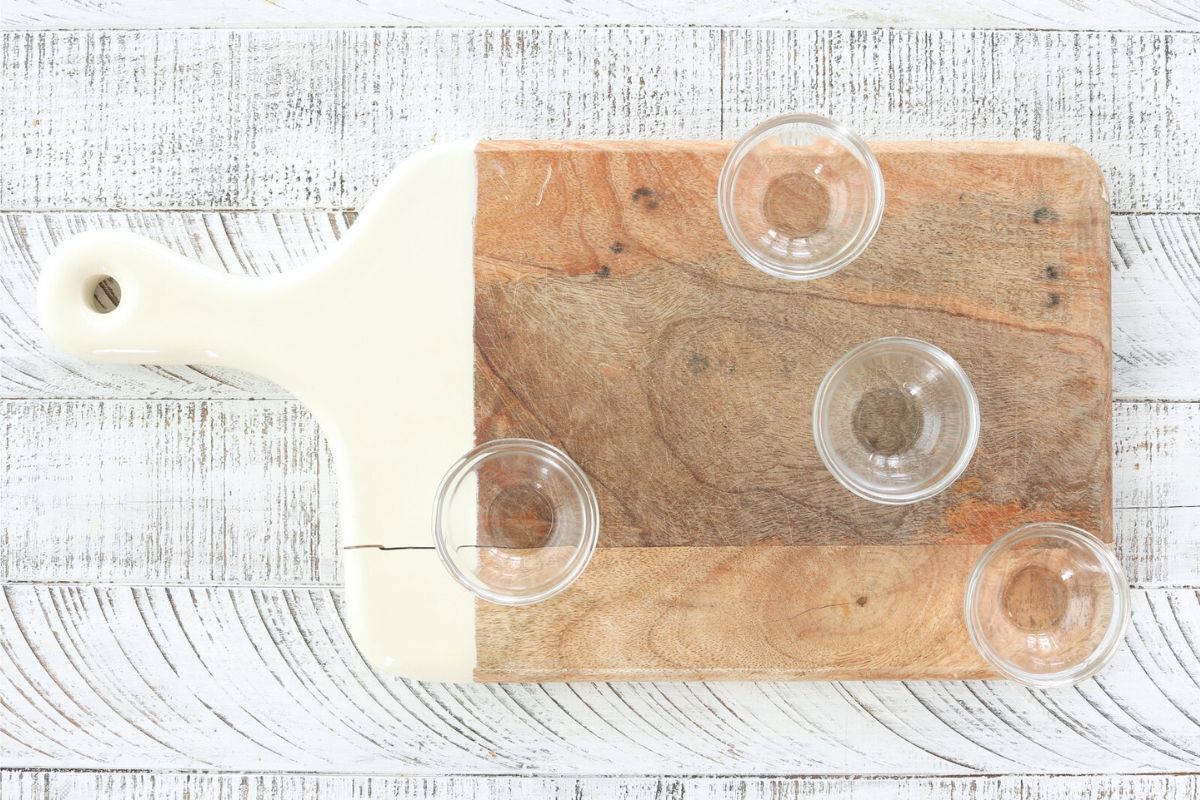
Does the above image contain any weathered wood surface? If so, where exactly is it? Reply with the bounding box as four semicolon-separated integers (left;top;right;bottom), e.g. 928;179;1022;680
724;30;1200;216
6;772;1200;799
3;211;1199;402
3;29;1199;213
3;18;1200;795
6;0;1200;30
0;399;338;586
1;584;1199;774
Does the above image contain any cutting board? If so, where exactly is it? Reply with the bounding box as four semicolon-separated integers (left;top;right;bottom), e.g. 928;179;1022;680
38;139;1111;683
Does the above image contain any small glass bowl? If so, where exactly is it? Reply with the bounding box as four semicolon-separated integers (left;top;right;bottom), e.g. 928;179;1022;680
965;523;1131;687
717;113;885;280
813;337;980;504
433;438;600;605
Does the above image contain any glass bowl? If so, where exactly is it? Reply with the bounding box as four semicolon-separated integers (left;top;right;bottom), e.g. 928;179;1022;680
964;523;1131;687
433;438;599;605
813;337;979;504
717;113;885;280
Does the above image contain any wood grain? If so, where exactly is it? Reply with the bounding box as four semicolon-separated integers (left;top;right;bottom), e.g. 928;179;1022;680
474;140;1111;549
1119;506;1200;588
475;545;990;681
0;399;1195;588
3;29;1200;212
468;140;1109;679
1113;401;1200;509
724;29;1200;214
0;28;723;210
3;18;1200;789
2;584;1200;774
7;0;1200;30
0;399;336;586
1112;214;1200;401
3;211;1198;402
6;771;1200;799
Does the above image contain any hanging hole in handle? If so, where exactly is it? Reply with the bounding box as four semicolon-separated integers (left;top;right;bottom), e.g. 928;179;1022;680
87;275;122;314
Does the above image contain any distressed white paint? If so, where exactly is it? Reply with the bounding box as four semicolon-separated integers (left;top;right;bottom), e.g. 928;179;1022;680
1113;402;1200;510
5;771;1200;799
5;0;1200;30
1112;214;1200;401
3;29;1200;212
3;15;1200;796
1;584;1198;774
5;212;1200;402
0;399;334;585
0;28;725;210
1117;506;1200;588
723;29;1200;214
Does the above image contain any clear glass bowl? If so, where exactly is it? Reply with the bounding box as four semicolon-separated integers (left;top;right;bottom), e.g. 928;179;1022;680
813;337;979;504
964;523;1131;687
717;113;885;280
433;438;599;605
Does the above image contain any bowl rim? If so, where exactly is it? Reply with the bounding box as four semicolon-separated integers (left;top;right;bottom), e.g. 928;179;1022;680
716;112;886;281
432;437;600;606
812;336;981;505
963;522;1132;688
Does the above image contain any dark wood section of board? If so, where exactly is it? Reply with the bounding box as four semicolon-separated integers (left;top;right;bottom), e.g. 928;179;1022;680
472;141;1112;550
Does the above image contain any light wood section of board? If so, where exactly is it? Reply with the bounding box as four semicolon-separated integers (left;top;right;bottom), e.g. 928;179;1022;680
475;545;990;681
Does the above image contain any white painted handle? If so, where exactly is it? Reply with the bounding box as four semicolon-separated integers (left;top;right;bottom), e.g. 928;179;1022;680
38;229;286;368
37;141;482;683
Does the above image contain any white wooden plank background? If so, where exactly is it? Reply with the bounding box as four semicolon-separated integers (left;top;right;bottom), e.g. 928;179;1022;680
3;585;1200;773
4;29;1199;213
4;0;1200;31
2;16;1200;800
5;772;1200;799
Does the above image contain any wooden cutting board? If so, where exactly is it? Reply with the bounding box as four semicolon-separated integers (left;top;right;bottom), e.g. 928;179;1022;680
38;139;1111;683
472;140;1111;681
